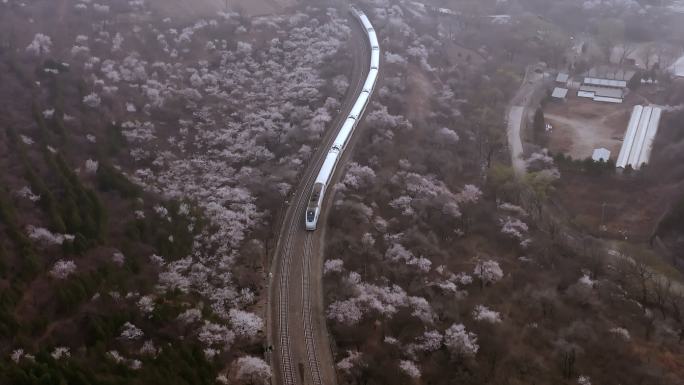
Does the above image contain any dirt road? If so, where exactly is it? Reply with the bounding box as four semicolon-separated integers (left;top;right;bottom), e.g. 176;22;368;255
507;106;526;175
506;67;547;176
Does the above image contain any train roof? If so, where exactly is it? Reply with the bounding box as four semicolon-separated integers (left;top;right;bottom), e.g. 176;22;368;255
315;151;340;185
333;118;356;149
363;69;378;91
349;93;368;119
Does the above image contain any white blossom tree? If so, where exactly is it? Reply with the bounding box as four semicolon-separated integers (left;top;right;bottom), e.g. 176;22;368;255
228;309;263;339
83;93;101;108
120;322;144;340
472;305;502;323
473;259;504;287
398;360;421;378
324;259;344;274
50;260;77;279
444;323;479;357
85;159;99;174
26;33;52;56
50;347;70;360
336;350;363;372
233;356;271;385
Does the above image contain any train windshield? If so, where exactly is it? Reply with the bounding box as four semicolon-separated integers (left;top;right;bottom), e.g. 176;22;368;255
306;210;316;222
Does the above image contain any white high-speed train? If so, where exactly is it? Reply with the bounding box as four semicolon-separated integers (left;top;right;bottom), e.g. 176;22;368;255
305;7;379;231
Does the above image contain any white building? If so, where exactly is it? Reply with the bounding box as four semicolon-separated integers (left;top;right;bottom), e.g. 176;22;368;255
576;66;635;103
551;87;568;100
669;54;684;78
577;85;624;103
592;148;610;162
555;73;569;84
615;105;663;169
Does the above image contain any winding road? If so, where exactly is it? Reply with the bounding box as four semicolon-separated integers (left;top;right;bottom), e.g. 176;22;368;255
267;13;372;385
506;66;548;176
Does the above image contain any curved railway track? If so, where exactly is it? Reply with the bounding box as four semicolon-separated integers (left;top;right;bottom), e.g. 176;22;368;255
267;10;374;385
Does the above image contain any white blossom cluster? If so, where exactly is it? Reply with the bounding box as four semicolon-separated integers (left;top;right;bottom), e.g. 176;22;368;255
398;360;421;378
327;271;434;325
233;356;271;384
389;172;481;220
500;216;529;242
120;322;144;340
336;350;363;372
323;258;344;274
444;323;479;357
49;260;77;279
10;349;30;363
137;295;155;313
26;33;52;56
339;162;377;191
197;320;236;352
406;329;443;354
83;93;101;108
385;243;432;272
85;159;99;174
498;202;528;217
609;327;631;340
228;309;263;339
20;135;34;145
432;265;473;298
472;305;502;324
473;259;504;285
26;226;74;246
107;350;141;369
578;274;597;287
51;347;71;360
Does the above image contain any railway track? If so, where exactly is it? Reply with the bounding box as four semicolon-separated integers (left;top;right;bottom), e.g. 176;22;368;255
277;217;297;385
268;13;370;385
302;235;323;385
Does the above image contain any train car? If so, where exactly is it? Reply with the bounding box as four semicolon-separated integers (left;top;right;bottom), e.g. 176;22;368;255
305;7;379;230
369;32;379;50
306;150;340;230
370;50;380;69
332;117;357;151
348;93;369;120
359;14;372;29
363;69;378;93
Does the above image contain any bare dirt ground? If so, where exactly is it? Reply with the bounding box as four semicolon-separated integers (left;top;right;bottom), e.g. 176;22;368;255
544;94;639;159
146;0;292;19
554;172;683;242
444;42;485;66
